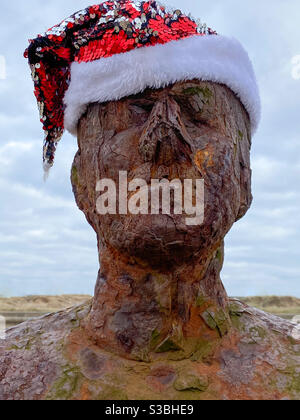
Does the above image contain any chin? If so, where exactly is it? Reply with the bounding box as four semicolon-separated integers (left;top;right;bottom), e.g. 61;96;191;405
106;214;208;269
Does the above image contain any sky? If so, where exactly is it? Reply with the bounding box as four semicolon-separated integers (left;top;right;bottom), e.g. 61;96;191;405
0;0;299;298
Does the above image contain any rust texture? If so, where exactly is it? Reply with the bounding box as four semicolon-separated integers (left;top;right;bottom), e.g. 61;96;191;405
0;81;299;400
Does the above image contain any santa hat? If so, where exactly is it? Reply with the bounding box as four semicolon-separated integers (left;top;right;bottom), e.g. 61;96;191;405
24;0;260;172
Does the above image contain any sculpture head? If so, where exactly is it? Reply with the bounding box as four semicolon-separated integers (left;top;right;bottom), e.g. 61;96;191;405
25;0;259;270
72;80;252;269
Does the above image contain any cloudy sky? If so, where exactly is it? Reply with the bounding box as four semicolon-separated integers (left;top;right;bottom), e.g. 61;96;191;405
0;0;299;297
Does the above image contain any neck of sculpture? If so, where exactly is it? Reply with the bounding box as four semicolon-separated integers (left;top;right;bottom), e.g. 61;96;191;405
85;242;231;361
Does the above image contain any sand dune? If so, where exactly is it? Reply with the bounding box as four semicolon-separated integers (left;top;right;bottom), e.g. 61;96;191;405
237;296;300;315
0;294;299;316
0;295;92;313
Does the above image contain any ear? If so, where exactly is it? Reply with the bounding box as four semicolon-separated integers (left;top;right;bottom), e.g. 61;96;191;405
235;129;253;222
236;167;253;221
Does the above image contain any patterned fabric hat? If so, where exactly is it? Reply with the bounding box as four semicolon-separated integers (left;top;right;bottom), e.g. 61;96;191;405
24;0;260;172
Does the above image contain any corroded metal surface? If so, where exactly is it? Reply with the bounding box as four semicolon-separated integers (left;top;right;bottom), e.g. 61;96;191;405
0;299;299;400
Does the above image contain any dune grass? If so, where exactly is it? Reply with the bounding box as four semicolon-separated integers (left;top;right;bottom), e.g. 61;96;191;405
0;295;299;316
238;296;300;316
0;295;92;313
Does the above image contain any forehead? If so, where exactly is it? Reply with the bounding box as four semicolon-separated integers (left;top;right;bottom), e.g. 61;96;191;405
83;80;251;143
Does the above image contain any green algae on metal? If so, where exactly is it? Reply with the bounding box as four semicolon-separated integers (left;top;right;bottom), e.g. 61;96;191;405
47;365;83;400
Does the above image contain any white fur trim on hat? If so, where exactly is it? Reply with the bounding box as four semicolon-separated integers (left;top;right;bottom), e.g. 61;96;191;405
64;35;260;135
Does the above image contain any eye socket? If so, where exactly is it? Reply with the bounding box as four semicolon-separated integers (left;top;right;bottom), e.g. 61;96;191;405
130;100;155;114
172;93;213;127
127;99;155;126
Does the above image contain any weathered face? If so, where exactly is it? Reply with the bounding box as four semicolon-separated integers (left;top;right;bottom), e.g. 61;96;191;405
72;81;252;268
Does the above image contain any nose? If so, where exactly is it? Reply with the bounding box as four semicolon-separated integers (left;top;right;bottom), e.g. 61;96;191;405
139;96;192;164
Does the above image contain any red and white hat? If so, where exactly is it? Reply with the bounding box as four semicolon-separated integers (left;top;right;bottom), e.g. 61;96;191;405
25;0;260;172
